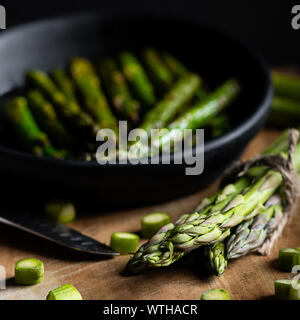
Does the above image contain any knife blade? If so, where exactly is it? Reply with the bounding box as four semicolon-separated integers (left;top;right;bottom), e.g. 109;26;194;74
0;208;119;256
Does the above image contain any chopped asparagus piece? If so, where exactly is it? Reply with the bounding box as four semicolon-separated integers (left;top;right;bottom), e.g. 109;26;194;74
47;284;82;300
45;200;76;224
110;232;140;254
275;279;300;300
15;258;44;285
141;213;171;238
278;248;300;272
201;288;231;300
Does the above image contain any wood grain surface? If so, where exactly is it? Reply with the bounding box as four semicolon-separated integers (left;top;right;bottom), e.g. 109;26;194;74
0;128;298;300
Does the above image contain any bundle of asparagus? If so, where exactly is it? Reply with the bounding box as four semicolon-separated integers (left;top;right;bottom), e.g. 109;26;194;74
1;48;238;160
123;129;300;275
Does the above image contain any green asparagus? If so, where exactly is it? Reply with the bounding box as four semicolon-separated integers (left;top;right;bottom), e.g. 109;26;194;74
272;70;300;101
27;89;74;148
269;96;300;127
119;51;156;107
140;73;201;133
15;258;44;285
206;129;300;276
127;78;239;158
201;288;231;300
162;53;188;78
142;47;173;92
51;69;78;102
123;129;299;275
27;70;98;138
205;242;228;276
2;96;64;158
206;114;231;138
98;57;140;123
69;57;118;131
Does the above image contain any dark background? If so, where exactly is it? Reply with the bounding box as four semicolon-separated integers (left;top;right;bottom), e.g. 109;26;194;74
0;0;299;65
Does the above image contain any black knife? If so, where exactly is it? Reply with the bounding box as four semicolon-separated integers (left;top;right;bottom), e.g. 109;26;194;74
0;208;119;256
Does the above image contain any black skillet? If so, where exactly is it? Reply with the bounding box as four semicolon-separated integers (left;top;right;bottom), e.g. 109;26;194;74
0;12;273;209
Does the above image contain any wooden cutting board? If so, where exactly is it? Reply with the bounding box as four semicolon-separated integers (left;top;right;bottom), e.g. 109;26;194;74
0;128;298;300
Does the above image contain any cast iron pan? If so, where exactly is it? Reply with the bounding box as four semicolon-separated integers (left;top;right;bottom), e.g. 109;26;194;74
0;12;273;209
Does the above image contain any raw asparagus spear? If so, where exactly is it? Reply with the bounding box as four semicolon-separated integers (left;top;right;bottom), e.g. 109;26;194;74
140;73;201;133
51;69;78;102
27;89;74;148
269;96;300;127
205;242;228;276
207;200;283;276
26;70;98;138
119;51;156;107
206;130;300;276
227;202;283;259
272;71;300;100
98;57;140;123
69;57;118;131
123;129;300;275
124;169;283;274
142;47;173;92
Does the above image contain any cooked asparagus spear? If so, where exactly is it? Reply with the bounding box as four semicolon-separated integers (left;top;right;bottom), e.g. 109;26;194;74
98;57;140;123
269;96;300;127
142;47;173;92
26;70;98;138
51;69;78;102
272;71;300;101
27;89;74;149
2;96;48;153
206;114;231;138
69;57;118;131
125;78;239;159
119;51;156;107
123;129;300;275
140;73;201;132
162;52;209;104
162;53;188;79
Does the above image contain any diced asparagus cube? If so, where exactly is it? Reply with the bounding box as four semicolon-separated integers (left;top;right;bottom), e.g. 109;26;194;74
45;200;76;224
278;248;300;272
47;284;82;300
201;288;231;300
15;258;44;285
110;232;139;254
141;212;171;238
